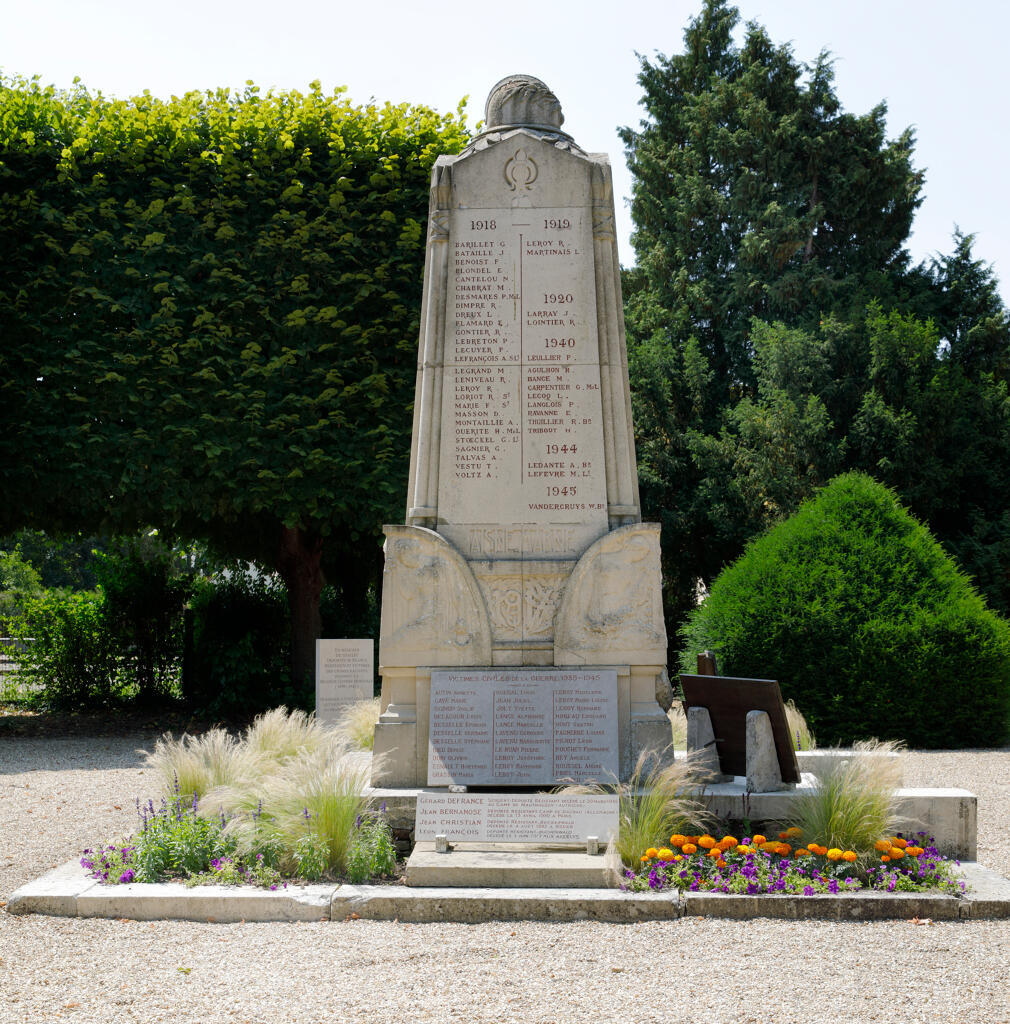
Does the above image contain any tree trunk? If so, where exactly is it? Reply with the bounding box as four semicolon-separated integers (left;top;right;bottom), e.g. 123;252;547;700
276;525;325;690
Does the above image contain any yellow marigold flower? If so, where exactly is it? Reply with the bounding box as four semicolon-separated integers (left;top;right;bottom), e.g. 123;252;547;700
682;843;698;855
645;848;659;859
842;851;858;863
658;848;674;861
874;839;891;853
826;848;843;861
752;834;767;846
760;842;778;854
890;837;908;850
890;847;905;860
881;855;891;862
698;835;717;849
721;836;739;847
786;826;803;838
673;855;683;862
670;834;687;847
734;844;751;854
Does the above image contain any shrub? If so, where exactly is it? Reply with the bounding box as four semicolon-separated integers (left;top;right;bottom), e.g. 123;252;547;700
96;543;190;703
186;568;291;716
10;590;123;708
680;472;1010;747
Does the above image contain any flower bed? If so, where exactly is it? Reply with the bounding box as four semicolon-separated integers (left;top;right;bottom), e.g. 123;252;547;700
623;828;965;896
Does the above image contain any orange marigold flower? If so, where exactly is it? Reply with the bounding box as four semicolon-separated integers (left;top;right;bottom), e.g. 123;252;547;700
721;836;739;847
826;848;843;861
842;851;858;863
685;836;700;845
682;843;698;855
890;847;905;860
907;847;923;857
658;848;674;861
645;848;659;859
890;837;908;850
708;848;723;859
785;826;803;838
795;849;811;858
812;844;828;856
640;855;650;862
778;831;790;841
670;834;687;847
881;855;891;862
752;834;767;846
777;843;792;855
698;835;717;849
874;840;891;853
716;859;726;868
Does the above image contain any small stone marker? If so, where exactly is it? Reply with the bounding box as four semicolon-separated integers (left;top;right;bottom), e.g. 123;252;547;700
314;639;373;728
686;706;732;783
680;673;801;784
745;709;789;792
414;792;619;845
427;667;618;786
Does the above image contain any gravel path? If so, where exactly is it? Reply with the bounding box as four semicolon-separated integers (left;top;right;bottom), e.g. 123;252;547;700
2;734;1009;1023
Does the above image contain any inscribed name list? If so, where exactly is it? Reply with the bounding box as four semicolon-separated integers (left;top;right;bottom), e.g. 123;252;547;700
414;792;619;844
315;639;373;728
427;668;618;786
438;197;608;552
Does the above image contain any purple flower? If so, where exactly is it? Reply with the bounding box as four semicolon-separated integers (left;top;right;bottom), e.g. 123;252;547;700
119;869;135;884
803;885;814;896
380;800;387;813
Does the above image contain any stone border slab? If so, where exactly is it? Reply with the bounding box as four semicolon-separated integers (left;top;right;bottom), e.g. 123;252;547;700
8;859;1010;922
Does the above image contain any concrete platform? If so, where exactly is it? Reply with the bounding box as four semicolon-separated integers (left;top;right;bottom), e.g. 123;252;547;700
370;775;977;860
7;859;1010;923
404;842;619;888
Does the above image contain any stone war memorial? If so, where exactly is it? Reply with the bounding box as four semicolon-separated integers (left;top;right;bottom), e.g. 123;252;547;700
372;74;670;797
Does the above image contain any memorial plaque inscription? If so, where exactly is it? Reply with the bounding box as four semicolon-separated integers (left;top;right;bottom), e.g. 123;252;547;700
315;639;373;728
427;668;618;786
414;792;619;844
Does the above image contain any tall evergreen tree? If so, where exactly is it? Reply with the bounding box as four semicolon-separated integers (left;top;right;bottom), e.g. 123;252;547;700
622;1;1010;646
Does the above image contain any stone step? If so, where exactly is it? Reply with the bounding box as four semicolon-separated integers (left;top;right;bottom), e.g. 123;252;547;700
404;842;619;888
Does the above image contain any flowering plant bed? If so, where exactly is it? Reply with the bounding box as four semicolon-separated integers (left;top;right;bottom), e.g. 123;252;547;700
623;829;966;896
81;788;402;890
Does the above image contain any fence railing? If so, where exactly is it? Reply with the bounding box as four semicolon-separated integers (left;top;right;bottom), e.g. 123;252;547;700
0;637;34;699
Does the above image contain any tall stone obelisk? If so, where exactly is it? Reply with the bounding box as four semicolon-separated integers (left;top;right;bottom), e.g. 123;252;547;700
372;75;670;786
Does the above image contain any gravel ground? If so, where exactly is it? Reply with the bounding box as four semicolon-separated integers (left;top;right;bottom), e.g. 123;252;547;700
2;734;1009;1023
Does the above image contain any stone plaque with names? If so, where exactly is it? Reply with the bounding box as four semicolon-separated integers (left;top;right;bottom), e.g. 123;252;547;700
315;639;373;728
414;792;619;844
427;668;618;786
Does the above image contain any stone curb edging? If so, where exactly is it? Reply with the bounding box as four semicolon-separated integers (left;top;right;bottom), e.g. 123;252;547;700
6;860;1010;923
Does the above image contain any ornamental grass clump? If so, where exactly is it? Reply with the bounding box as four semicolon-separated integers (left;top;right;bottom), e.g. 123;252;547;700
790;739;905;856
785;700;816;751
243;706;334;763
143;728;269;801
209;741;373;878
565;748;712;869
337;697;381;751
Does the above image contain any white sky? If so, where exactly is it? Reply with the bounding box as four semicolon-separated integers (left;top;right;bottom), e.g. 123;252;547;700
4;0;1008;299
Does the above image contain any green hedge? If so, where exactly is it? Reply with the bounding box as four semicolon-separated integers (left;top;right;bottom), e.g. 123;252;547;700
679;472;1010;747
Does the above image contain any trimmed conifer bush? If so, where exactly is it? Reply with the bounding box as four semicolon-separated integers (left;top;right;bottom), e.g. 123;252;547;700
679;472;1010;748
